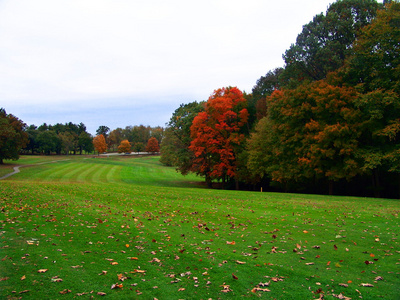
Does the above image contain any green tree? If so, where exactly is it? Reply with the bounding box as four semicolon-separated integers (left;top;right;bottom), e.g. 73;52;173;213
37;130;60;155
96;126;110;140
247;80;361;194
132;142;145;153
282;0;379;86
0;108;28;164
344;2;400;196
160;102;204;174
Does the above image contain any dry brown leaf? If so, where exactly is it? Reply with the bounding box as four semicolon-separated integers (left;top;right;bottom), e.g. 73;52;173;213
20;275;26;280
252;287;270;292
360;283;373;287
236;260;246;264
232;273;238;280
38;269;48;273
226;241;236;245
338;283;348;287
97;292;106;296
59;289;71;294
305;262;315;265
178;288;185;291
332;293;352;300
99;270;108;275
111;283;123;289
374;276;383;281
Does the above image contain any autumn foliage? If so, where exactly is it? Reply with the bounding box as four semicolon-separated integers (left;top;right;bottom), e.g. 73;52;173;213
93;134;107;154
145;137;160;153
117;139;132;153
189;87;248;187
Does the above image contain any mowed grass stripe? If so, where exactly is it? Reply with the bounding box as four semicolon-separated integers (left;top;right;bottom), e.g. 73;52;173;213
28;161;80;181
75;163;101;182
89;163;113;183
59;162;92;182
106;165;121;183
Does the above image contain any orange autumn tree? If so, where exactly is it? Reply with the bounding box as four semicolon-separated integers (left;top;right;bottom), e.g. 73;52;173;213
189;87;249;188
117;139;132;153
93;134;107;155
145;137;160;154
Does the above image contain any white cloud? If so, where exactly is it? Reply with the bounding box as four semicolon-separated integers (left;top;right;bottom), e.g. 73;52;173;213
0;0;338;132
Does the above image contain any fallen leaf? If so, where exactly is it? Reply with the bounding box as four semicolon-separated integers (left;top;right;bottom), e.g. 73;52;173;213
99;271;108;275
361;283;374;287
236;260;246;264
332;293;351;300
19;290;29;294
226;241;236;245
375;276;383;281
303;230;308;233
178;288;185;291
232;273;238;280
59;289;71;294
111;283;123;289
110;262;118;265
38;269;48;273
338;283;348;287
20;275;26;280
334;244;338;250
97;292;106;296
305;262;315;265
252;287;270;292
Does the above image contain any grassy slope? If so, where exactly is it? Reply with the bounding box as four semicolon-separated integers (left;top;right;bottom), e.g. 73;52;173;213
0;155;399;299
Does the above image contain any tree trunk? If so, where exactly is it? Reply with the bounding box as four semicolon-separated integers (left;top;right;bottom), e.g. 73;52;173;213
206;175;212;188
0;158;3;164
372;169;381;198
328;180;334;195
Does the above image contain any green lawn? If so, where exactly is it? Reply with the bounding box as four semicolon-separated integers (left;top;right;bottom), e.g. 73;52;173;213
0;155;399;299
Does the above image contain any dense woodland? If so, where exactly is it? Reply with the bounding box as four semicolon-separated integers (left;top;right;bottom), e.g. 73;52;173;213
1;0;399;198
160;1;400;198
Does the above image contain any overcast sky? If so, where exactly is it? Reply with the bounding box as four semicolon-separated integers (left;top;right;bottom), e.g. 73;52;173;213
1;0;348;134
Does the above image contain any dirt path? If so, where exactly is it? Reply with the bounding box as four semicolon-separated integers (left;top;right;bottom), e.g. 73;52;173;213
0;159;71;180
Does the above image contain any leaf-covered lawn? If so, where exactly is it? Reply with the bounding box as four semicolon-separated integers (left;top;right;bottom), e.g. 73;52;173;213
0;156;399;299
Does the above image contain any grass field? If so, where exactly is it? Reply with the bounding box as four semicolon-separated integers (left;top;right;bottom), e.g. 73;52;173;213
0;155;399;299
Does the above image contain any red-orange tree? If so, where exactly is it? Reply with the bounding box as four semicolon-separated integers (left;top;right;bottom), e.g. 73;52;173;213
93;134;107;154
189;87;249;188
117;139;131;153
145;137;160;153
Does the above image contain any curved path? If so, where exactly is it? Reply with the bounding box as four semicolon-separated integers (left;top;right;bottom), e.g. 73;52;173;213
0;159;71;180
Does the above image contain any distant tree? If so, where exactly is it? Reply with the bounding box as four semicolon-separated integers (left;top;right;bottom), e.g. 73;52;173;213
96;126;110;140
146;137;160;154
189;87;249;188
25;125;39;154
78;131;94;154
93;134;107;155
58;132;77;155
108;128;123;151
0;108;28;164
118;139;132;153
133;142;145;153
37;130;60;155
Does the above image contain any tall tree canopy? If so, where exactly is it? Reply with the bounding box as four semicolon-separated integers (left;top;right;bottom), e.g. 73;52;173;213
0;108;28;164
282;0;379;85
189;87;249;187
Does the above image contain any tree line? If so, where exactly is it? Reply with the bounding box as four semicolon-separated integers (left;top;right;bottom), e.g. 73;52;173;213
0;112;163;160
160;1;400;198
